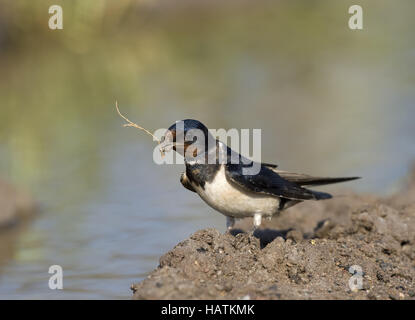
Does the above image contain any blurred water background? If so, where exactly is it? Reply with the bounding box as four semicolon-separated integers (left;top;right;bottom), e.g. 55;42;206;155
0;0;414;299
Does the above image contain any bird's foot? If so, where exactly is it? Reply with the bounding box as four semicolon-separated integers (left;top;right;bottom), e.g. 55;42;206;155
226;216;236;233
247;213;262;235
253;213;262;229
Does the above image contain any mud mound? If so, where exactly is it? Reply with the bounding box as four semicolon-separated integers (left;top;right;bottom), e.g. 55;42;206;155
132;170;415;300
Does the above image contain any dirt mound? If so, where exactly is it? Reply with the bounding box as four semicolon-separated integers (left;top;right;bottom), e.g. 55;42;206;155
132;170;415;300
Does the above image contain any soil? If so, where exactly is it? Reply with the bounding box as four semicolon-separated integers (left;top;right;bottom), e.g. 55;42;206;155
132;166;415;300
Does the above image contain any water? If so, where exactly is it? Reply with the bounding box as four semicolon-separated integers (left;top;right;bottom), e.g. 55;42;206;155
0;0;414;299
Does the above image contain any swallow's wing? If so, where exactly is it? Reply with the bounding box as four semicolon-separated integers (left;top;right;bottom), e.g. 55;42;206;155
225;163;326;200
263;164;360;187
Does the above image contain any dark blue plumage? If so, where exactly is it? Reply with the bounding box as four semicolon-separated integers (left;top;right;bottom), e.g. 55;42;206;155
161;119;360;230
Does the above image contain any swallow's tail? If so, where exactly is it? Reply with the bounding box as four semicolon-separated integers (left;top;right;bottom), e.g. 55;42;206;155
309;190;332;200
274;170;361;187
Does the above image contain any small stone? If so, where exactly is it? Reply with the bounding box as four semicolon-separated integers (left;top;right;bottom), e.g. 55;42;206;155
274;236;285;245
314;219;332;238
286;230;303;243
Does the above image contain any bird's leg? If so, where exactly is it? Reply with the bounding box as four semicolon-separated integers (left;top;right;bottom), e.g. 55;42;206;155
226;216;235;232
253;213;262;230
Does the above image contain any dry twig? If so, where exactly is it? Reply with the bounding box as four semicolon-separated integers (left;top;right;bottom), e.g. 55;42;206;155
115;101;161;144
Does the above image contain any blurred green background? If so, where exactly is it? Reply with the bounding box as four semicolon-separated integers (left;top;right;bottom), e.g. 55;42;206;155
0;0;414;298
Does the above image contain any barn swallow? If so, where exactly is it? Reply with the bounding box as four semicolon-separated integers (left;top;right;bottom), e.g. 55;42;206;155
160;119;360;230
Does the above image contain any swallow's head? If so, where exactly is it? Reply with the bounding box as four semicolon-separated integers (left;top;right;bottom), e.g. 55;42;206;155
160;119;213;159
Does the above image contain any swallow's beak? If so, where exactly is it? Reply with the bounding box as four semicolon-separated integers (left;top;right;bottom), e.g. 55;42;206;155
160;141;174;155
160;141;187;154
159;130;176;155
160;130;189;158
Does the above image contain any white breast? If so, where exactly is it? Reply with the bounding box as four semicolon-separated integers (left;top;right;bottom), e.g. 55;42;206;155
192;166;280;219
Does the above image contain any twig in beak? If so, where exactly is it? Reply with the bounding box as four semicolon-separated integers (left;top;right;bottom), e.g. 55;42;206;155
115;101;165;156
